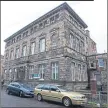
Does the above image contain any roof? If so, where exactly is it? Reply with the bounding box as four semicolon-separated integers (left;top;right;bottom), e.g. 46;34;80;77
87;53;107;57
4;2;88;42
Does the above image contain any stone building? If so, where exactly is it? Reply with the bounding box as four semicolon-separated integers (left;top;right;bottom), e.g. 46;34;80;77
3;2;97;90
0;55;4;79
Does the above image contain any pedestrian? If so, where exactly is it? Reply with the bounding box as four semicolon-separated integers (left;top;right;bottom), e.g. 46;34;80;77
1;80;4;89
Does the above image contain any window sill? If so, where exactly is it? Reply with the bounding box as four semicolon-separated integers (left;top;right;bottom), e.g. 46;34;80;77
39;79;44;80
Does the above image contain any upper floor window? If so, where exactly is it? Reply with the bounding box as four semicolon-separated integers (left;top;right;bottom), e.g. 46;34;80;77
52;62;59;80
39;23;43;28
70;34;74;48
25;31;28;36
30;28;34;34
12;38;16;43
10;50;14;60
22;45;27;57
34;26;37;32
76;37;80;52
30;42;35;55
51;33;57;47
23;32;26;38
5;50;9;60
17;35;21;41
50;16;54;24
43;20;48;26
55;14;59;20
39;38;45;52
15;48;20;58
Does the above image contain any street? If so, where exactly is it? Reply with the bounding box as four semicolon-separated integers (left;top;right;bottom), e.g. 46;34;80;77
1;89;84;108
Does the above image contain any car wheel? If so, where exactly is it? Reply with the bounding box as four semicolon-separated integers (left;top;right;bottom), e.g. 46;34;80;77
63;97;72;107
37;94;42;101
19;91;23;97
6;89;10;95
31;95;34;98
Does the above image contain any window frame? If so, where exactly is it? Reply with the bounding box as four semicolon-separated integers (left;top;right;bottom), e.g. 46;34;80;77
51;62;59;80
22;45;27;57
39;38;45;52
30;42;35;55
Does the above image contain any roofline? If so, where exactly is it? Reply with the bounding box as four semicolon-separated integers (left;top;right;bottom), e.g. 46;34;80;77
4;2;88;42
64;2;88;28
87;53;107;57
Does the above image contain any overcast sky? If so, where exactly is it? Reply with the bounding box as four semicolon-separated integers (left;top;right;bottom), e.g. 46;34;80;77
1;1;107;55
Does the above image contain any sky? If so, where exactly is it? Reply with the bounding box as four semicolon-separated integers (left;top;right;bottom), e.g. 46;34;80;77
1;1;107;55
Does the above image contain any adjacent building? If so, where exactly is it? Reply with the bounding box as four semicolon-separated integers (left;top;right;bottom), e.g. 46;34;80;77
1;55;4;79
87;53;107;91
3;2;97;90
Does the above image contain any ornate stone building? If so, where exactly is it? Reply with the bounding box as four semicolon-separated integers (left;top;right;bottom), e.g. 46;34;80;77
3;2;97;90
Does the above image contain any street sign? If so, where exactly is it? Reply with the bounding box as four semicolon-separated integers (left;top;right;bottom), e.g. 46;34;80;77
33;74;40;78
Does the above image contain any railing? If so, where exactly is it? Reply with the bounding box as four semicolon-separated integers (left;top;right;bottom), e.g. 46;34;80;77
82;91;107;108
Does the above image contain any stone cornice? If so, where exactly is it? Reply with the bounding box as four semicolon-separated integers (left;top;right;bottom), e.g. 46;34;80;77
4;2;88;42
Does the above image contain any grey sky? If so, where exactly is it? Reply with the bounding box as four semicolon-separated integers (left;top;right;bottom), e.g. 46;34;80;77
1;1;107;55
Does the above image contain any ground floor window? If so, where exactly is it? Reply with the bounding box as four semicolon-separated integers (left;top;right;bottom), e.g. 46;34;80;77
52;62;59;80
71;62;75;81
9;69;12;80
78;64;81;81
39;64;45;80
29;65;34;79
82;65;87;81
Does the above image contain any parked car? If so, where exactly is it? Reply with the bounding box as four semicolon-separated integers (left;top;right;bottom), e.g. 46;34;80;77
6;82;34;98
34;84;87;107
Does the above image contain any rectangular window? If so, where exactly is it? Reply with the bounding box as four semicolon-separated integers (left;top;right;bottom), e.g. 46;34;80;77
70;34;74;48
71;62;75;81
50;16;54;24
9;69;12;80
98;58;104;67
39;64;45;80
52;62;58;80
30;42;35;55
15;48;20;58
39;23;43;28
25;31;28;36
5;50;9;60
29;66;34;79
76;37;80;52
78;64;81;81
39;38;45;52
43;20;48;26
10;50;14;60
34;26;37;32
82;65;87;81
14;68;17;80
4;69;7;79
23;32;26;38
30;28;34;34
22;45;27;56
55;14;59;20
17;35;21;41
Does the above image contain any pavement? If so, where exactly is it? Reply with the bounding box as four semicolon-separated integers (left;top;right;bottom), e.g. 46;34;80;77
1;89;85;108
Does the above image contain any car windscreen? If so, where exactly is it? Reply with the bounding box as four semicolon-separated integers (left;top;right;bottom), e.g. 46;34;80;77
20;84;31;89
58;86;69;92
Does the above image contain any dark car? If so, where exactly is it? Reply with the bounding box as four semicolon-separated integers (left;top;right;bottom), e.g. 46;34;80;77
6;82;34;98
